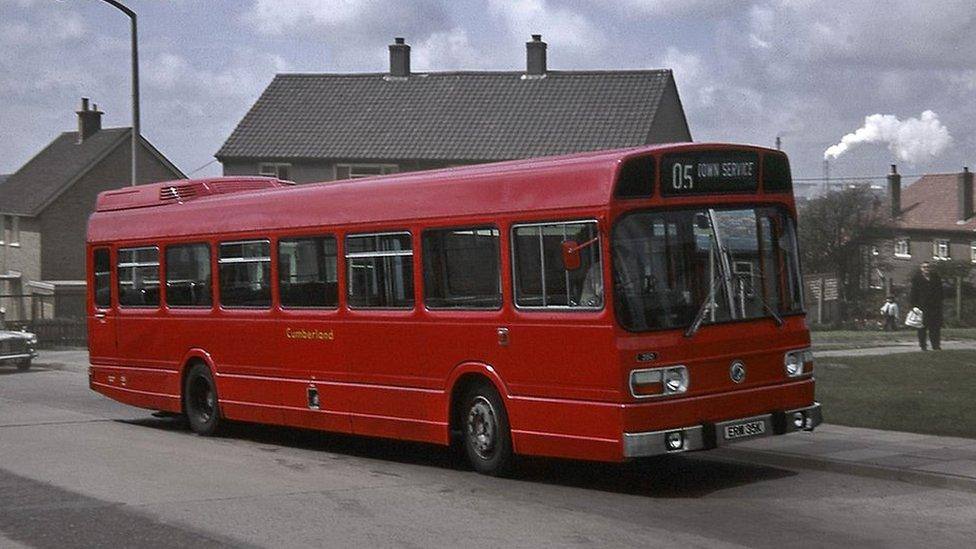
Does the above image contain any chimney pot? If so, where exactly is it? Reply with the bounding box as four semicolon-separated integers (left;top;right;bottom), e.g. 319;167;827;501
887;164;901;218
388;37;410;78
76;97;103;143
525;33;547;77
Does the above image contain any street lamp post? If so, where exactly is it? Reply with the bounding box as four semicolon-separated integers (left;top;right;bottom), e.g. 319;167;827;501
100;0;139;186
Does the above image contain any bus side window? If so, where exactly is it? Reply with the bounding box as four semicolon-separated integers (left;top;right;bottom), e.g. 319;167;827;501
118;246;160;308
219;240;271;308
93;248;112;308
166;243;212;308
422;227;501;309
278;236;338;308
345;232;414;309
512;220;602;309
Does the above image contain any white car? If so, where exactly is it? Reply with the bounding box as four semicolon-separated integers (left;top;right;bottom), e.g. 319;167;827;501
0;329;38;371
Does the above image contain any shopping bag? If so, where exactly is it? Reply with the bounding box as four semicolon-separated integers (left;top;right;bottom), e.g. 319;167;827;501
904;307;924;328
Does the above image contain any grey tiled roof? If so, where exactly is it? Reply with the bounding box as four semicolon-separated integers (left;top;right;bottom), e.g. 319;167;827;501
0;128;129;216
217;70;679;162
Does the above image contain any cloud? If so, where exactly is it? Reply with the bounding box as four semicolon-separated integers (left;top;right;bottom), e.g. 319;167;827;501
824;111;952;165
486;0;606;63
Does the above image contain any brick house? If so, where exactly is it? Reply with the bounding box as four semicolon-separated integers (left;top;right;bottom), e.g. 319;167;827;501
865;165;976;297
0;99;184;321
217;35;692;182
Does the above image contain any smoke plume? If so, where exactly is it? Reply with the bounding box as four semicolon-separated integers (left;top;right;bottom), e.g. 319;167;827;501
823;110;951;164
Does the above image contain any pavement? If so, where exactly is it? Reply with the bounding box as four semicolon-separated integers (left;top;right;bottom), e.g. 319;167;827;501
726;424;976;494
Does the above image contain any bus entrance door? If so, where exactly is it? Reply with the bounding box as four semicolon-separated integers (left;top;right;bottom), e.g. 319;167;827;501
88;247;117;365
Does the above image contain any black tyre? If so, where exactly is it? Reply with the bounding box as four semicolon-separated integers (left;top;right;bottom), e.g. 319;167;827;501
462;382;513;476
16;358;30;371
183;363;222;435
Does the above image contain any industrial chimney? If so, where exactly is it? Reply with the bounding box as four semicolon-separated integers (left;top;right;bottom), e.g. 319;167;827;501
959;167;974;222
887;164;901;218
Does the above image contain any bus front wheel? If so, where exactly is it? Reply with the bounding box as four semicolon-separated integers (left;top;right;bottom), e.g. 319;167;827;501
184;363;222;436
462;383;513;476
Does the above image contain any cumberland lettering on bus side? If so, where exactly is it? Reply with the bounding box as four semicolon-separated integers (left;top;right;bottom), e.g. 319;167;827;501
285;328;335;341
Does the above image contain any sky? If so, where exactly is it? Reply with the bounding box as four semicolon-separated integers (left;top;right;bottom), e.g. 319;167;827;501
2;0;975;186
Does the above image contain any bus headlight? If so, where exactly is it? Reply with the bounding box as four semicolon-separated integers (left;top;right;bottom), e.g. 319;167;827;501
784;349;814;377
631;366;689;398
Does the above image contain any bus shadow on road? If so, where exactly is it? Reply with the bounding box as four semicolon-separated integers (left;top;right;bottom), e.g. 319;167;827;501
123;415;797;498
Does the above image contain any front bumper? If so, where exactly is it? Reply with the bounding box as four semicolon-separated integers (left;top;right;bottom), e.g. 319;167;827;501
623;402;822;458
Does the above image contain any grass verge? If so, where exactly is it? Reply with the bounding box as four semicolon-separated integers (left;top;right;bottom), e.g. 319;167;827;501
815;350;976;439
811;328;976;351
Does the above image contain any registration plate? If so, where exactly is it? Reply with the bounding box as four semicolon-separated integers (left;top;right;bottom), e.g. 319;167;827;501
723;419;766;440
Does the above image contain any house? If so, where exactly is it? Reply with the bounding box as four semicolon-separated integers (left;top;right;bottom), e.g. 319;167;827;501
0;99;184;321
217;35;692;182
866;165;976;294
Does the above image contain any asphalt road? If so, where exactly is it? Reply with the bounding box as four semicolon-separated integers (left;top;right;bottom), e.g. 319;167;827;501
1;352;975;548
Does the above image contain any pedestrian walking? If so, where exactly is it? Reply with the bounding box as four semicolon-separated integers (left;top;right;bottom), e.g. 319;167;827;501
879;296;899;331
909;262;944;350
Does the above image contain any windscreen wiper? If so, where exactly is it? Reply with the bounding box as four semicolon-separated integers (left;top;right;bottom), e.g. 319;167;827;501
685;271;721;338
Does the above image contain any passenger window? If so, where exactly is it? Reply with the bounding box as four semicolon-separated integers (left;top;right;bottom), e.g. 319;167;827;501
423;227;501;309
219;240;271;308
118;246;160;307
278;236;338;308
346;232;414;308
166;243;212;307
93;248;111;308
513;221;602;309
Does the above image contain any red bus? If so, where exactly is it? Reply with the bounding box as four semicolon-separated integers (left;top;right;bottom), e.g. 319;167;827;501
87;143;820;475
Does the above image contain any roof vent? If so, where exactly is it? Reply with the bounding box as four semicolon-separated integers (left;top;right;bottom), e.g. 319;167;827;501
97;177;292;212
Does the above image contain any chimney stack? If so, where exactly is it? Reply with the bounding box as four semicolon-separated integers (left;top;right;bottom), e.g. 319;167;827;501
76;97;103;143
525;34;547;78
887;164;901;218
959;166;974;221
388;37;410;78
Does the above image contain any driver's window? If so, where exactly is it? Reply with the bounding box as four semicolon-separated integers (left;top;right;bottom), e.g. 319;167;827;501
512;220;602;309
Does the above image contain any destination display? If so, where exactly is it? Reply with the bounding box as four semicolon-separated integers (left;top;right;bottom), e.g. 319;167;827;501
661;151;759;196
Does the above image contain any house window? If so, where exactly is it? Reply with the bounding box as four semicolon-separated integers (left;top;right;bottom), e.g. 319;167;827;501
335;164;398;180
971;242;976;263
870;245;879;256
258;163;291;180
894;238;911;259
933;239;951;260
0;215;5;245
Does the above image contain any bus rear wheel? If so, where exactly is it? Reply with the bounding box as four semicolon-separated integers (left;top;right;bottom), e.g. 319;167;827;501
184;363;222;436
462;383;513;476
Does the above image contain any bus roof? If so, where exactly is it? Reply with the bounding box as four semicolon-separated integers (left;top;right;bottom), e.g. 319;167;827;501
88;143;784;243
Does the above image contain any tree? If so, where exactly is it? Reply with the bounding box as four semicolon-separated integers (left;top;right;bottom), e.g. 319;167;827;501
797;185;888;316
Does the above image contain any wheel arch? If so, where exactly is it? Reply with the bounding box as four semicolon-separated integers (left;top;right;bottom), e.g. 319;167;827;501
177;348;217;412
445;362;513;448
